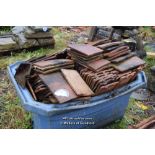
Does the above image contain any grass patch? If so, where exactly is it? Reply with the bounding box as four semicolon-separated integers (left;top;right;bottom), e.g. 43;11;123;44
139;26;155;40
0;103;32;129
0;72;32;129
0;27;75;69
0;26;12;35
105;98;151;129
0;89;32;129
144;57;155;74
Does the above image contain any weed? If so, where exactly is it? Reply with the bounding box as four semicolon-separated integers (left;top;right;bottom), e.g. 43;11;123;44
105;98;150;129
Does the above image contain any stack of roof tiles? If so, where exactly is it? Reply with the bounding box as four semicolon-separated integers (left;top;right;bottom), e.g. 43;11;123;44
68;40;145;94
14;39;145;104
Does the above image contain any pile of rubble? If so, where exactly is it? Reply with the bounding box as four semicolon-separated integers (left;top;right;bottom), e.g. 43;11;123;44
0;26;55;55
14;39;145;104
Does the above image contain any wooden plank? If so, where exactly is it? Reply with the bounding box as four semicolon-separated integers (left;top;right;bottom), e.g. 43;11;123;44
61;69;94;97
114;56;145;72
39;72;77;103
26;80;37;100
133;115;155;129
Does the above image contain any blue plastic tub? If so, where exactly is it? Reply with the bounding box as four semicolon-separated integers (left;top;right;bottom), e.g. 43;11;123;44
8;61;147;129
